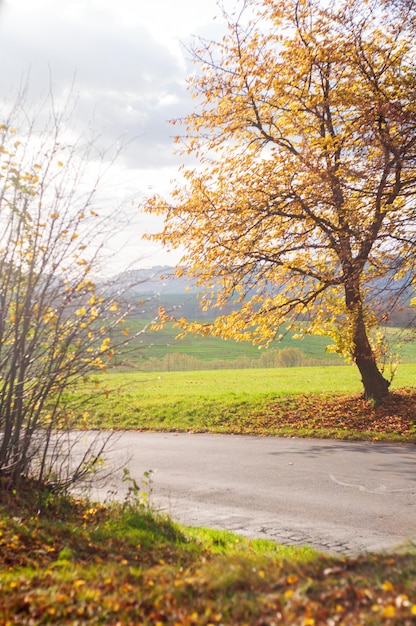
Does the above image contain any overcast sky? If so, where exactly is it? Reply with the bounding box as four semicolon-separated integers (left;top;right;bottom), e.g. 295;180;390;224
0;0;226;270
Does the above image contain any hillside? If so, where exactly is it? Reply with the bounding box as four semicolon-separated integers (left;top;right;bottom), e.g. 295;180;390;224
107;266;415;327
109;266;196;296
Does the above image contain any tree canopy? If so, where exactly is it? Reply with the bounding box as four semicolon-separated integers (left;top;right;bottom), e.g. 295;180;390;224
144;0;416;404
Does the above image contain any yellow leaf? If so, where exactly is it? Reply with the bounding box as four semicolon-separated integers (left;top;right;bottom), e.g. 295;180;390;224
100;338;111;352
382;605;396;618
57;160;63;167
287;574;299;584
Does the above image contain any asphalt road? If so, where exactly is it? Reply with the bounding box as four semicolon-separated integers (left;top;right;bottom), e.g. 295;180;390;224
87;432;416;555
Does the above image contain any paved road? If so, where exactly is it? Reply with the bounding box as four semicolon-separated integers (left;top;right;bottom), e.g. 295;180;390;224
87;432;416;555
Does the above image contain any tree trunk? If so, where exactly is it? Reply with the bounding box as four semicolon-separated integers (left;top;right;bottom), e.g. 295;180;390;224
346;281;390;405
355;350;390;404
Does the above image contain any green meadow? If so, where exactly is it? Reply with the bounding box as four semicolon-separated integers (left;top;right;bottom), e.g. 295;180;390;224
92;363;415;401
76;364;416;441
113;319;416;371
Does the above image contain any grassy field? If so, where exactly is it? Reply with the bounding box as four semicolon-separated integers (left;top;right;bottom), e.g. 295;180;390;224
112;320;416;370
75;364;416;442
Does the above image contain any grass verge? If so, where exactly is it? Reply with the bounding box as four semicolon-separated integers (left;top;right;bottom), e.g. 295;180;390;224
1;486;416;625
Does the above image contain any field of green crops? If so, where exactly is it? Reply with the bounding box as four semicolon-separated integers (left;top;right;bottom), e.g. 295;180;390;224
112;319;416;371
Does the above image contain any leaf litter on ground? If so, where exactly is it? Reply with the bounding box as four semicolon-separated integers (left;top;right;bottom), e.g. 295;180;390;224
1;482;416;625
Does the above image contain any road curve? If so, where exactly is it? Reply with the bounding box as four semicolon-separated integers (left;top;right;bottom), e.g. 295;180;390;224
86;432;416;555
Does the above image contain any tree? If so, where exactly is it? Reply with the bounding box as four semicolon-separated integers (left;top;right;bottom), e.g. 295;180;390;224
144;0;416;404
0;98;136;491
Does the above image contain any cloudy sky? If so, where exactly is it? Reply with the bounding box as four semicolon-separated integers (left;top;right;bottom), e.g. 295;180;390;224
0;0;226;270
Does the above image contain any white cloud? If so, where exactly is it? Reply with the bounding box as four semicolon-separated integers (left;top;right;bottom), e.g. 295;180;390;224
0;0;226;268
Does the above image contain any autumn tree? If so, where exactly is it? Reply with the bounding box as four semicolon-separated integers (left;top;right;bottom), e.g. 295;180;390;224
0;99;137;491
144;0;416;404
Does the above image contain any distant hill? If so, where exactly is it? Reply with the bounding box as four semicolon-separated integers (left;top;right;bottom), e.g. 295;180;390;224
107;266;198;296
106;266;415;327
101;266;208;319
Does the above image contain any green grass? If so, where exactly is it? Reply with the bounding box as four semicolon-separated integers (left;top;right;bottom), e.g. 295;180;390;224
87;362;416;400
114;320;416;370
1;489;415;625
72;364;416;441
119;319;341;360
